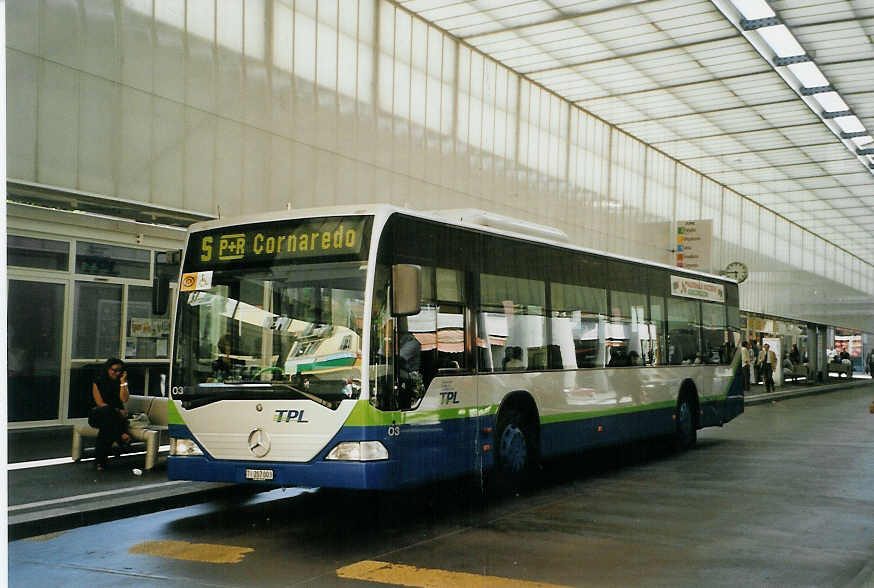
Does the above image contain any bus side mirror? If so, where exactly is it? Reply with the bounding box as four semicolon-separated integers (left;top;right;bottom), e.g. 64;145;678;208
392;264;421;316
152;249;181;315
153;276;170;315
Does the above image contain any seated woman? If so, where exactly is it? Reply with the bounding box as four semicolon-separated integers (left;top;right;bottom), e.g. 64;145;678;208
89;358;132;471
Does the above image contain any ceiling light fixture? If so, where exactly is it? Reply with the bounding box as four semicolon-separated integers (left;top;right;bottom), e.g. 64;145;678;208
730;0;775;19
834;116;866;134
718;0;874;177
812;92;849;113
787;62;828;88
757;25;805;57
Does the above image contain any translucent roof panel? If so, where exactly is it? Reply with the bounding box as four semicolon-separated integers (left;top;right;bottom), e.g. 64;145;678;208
401;0;874;261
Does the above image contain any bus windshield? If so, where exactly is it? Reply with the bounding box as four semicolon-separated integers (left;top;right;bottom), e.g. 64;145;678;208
171;216;372;409
172;259;368;409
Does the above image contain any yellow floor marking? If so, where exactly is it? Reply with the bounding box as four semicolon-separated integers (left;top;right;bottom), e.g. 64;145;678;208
23;531;67;542
128;540;253;564
336;560;571;588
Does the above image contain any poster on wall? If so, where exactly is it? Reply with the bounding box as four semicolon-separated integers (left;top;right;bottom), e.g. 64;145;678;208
675;220;712;272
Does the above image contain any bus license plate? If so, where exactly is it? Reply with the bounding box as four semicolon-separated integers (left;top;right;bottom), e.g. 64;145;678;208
245;469;274;481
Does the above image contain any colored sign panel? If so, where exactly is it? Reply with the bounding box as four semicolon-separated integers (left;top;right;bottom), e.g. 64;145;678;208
671;275;725;303
676;220;712;272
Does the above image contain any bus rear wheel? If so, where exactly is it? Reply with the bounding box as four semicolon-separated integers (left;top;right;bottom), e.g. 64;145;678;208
674;396;697;450
494;408;536;491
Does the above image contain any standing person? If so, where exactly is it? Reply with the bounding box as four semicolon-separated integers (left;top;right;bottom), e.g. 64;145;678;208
866;349;874;379
89;358;132;471
758;343;777;393
740;341;751;392
749;338;760;384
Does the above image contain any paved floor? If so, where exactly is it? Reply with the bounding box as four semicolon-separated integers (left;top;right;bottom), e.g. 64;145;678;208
9;382;874;587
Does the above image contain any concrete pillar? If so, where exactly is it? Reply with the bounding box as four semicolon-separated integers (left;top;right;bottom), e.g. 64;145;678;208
817;325;829;381
807;326;816;382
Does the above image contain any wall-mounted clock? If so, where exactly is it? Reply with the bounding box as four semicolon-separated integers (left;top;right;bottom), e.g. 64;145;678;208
723;261;748;283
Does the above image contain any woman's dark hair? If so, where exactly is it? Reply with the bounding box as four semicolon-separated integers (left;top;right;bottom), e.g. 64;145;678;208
103;358;124;372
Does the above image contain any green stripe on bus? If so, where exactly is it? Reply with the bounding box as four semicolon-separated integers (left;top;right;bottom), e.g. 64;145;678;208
539;400;676;425
168;399;185;425
343;399;498;427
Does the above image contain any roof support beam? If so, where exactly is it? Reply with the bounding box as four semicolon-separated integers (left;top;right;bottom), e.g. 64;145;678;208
458;0;663;41
522;34;739;76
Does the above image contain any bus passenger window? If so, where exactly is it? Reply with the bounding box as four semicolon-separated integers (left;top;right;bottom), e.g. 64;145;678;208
606;290;646;369
478;274;546;372
550;283;607;368
701;302;727;365
436;303;465;371
667;298;701;365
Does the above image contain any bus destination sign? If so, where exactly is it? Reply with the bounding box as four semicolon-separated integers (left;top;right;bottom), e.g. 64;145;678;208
191;216;368;268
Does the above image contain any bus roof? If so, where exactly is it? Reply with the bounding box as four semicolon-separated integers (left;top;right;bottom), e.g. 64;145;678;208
186;203;738;285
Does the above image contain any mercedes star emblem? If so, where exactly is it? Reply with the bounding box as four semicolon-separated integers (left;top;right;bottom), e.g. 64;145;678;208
247;428;271;458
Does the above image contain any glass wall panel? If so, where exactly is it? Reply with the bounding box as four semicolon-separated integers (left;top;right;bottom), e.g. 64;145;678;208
8;280;65;421
8;235;69;270
76;241;151;278
125;285;172;359
73;281;123;358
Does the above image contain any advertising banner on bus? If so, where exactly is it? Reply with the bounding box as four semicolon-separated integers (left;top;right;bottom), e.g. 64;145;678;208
670;275;725;303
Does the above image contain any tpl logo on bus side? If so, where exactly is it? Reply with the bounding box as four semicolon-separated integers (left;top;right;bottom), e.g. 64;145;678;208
274;410;309;423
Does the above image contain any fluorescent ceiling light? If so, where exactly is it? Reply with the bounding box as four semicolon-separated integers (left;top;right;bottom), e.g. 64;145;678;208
758;25;804;58
730;0;775;19
834;116;865;133
787;62;828;88
851;136;873;147
813;91;849;112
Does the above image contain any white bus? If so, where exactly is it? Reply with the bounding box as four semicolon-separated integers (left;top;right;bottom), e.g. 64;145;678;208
167;205;743;489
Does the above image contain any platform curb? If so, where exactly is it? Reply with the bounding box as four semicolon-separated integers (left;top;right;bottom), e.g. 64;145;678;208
744;378;871;406
8;482;238;541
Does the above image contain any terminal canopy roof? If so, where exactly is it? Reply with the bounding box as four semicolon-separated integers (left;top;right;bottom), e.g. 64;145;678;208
401;0;874;263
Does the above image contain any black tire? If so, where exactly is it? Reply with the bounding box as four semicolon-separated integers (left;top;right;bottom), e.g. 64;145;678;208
674;395;697;451
493;408;536;492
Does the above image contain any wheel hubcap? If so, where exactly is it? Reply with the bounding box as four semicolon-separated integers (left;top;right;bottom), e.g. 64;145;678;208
678;402;692;440
500;424;527;473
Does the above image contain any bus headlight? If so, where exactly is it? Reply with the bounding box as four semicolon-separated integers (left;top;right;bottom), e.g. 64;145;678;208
170;438;203;456
325;441;388;461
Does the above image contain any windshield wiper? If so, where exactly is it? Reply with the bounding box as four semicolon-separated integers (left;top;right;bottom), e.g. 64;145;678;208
271;382;334;409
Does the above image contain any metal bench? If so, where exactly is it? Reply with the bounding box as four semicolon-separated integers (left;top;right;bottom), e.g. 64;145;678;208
72;395;169;470
783;362;808;383
828;361;853;379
